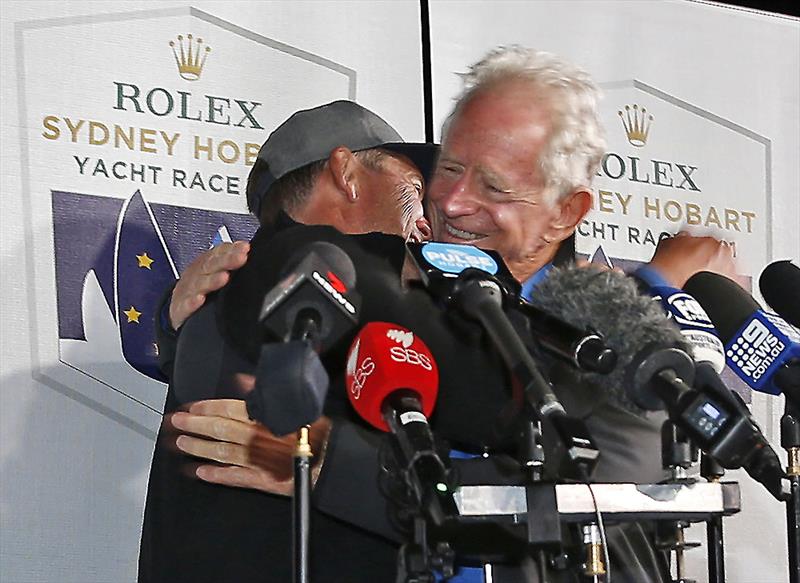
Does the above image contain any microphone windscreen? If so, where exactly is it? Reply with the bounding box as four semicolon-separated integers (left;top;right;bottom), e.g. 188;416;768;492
530;264;687;413
345;322;438;431
759;260;800;328
684;271;761;343
248;341;329;436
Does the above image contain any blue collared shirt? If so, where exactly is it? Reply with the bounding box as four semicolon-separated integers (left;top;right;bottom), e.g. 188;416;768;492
520;263;554;302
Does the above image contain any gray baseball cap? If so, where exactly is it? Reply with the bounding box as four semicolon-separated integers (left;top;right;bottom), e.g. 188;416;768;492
247;100;438;217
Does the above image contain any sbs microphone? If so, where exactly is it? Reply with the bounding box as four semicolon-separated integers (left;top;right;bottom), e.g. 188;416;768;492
345;322;438;431
759;260;800;328
684;271;800;400
345;322;453;524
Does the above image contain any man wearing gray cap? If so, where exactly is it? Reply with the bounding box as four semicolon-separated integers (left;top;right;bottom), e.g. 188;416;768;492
138;100;441;583
246;99;434;241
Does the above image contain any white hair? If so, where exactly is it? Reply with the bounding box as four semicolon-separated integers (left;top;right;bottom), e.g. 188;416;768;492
444;45;607;204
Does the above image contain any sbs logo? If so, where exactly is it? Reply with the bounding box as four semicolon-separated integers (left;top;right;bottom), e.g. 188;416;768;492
389;346;433;370
386;329;413;348
350;357;375;400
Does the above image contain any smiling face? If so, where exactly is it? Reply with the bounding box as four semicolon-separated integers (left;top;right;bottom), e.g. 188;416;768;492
427;80;571;281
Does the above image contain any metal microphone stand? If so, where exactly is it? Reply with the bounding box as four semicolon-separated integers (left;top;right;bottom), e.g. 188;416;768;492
700;454;726;583
518;417;553;583
290;315;320;583
657;420;700;583
293;426;312;583
774;363;800;583
782;397;800;583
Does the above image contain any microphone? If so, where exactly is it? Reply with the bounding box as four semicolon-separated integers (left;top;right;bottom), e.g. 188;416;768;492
247;241;362;435
443;268;601;477
533;265;789;499
407;241;616;373
645;284;726;373
406;241;521;299
759;260;800;328
684;271;800;402
408;242;601;476
531;264;690;413
259;241;360;350
345;322;453;524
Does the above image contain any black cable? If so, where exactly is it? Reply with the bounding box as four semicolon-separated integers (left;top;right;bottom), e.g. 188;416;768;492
587;483;611;583
419;0;434;142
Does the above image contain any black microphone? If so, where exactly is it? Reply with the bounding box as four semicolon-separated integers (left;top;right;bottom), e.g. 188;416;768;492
533;265;789;500
759;260;800;328
406;241;616;373
449;269;567;420
515;300;617;374
447;268;601;478
247;241;361;435
259;241;360;350
531;264;690;413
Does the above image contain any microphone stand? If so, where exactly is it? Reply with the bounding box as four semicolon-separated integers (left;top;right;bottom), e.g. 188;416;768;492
775;363;800;583
294;426;312;583
518;417;552;583
782;397;800;583
290;314;320;583
657;420;700;583
701;454;726;583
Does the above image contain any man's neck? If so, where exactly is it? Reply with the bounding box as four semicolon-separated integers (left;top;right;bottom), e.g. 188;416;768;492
507;249;556;284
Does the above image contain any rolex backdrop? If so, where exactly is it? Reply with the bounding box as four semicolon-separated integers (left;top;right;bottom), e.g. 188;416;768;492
1;1;798;582
429;2;798;583
1;2;425;582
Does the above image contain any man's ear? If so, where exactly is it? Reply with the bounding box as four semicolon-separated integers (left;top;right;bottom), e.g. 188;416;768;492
549;188;592;243
327;146;359;202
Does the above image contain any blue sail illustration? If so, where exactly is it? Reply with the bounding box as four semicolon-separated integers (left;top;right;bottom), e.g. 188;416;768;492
113;191;178;381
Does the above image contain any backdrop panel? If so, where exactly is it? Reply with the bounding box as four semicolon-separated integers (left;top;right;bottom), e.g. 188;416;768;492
1;1;798;582
429;2;798;581
1;2;424;581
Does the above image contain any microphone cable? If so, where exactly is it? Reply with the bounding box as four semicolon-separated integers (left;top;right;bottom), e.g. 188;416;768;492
587;482;611;583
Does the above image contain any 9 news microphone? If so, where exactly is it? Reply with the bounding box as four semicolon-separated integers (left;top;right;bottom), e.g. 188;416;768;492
345;322;454;525
246;241;361;435
760;260;800;329
684;271;800;402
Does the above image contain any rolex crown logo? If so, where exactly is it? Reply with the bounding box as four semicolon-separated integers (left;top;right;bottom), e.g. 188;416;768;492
618;104;653;147
169;34;211;81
